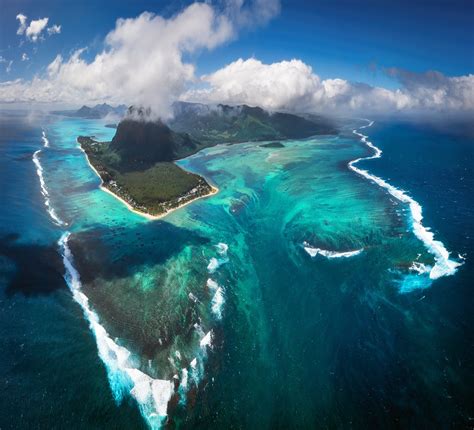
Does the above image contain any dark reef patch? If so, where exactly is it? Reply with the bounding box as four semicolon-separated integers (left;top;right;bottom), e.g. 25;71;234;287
68;221;209;284
0;234;66;296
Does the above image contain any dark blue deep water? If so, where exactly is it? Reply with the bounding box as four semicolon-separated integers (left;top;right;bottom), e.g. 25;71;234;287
0;111;473;429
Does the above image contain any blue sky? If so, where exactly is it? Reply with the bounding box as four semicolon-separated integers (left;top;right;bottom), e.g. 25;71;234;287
0;0;472;116
1;0;472;86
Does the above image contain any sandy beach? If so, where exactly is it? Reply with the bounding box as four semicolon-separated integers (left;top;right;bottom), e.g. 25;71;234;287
77;138;219;220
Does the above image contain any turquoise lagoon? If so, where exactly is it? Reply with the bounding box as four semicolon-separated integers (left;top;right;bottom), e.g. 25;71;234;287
0;112;472;429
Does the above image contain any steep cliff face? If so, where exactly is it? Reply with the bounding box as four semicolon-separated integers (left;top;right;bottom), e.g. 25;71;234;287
110;119;202;169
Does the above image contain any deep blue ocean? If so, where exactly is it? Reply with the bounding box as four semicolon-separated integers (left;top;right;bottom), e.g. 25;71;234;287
0;110;473;429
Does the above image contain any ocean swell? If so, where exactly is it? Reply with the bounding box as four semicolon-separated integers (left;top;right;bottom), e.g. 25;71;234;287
349;120;462;280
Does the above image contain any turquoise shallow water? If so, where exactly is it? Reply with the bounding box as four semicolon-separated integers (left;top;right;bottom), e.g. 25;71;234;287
0;112;472;428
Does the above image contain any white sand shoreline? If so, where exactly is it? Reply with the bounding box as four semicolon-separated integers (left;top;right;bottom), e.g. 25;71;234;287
77;138;219;220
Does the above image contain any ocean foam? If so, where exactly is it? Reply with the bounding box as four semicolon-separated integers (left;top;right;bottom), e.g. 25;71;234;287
59;232;173;429
303;243;363;259
207;243;230;273
216;242;229;256
349;120;462;280
211;287;225;319
41;130;50;148
200;330;213;348
409;261;431;275
32;148;64;226
207;258;220;273
207;256;229;273
206;278;219;290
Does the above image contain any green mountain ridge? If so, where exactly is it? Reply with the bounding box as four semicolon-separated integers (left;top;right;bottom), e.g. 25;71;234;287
168;102;337;144
78;103;337;217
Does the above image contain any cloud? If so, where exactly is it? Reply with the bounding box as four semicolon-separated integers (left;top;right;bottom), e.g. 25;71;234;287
0;56;13;73
47;24;61;35
184;58;474;116
25;18;49;42
16;14;61;42
21;53;29;61
1;1;281;118
16;13;28;35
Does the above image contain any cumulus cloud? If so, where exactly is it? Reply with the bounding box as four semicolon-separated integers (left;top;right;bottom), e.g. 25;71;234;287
16;13;28;35
47;24;61;35
1;1;280;118
5;1;471;118
184;58;474;115
21;53;29;61
25;18;49;42
16;14;61;42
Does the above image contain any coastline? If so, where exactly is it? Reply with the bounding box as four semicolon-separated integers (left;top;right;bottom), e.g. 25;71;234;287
77;138;219;220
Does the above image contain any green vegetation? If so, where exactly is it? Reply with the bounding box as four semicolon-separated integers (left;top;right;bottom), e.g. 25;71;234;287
77;103;336;217
78;135;213;216
115;163;210;212
169;102;336;144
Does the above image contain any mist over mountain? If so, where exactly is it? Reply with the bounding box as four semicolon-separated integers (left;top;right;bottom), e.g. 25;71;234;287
107;102;336;170
167;101;336;144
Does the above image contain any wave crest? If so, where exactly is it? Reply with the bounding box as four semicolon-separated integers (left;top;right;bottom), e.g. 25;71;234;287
349;120;462;281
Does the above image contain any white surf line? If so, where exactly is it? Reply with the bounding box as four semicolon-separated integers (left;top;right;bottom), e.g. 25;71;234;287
33;130;64;226
349;120;462;280
303;242;363;259
41;129;50;148
59;232;174;430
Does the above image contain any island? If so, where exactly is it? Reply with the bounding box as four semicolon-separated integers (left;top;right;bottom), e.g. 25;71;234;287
78;135;216;219
77;104;336;219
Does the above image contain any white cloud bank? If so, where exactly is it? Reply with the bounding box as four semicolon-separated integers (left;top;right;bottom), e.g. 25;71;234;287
16;13;62;42
184;58;474;116
2;1;280;118
4;3;473;118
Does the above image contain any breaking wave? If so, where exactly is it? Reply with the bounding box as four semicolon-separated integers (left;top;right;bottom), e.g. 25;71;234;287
207;278;225;319
349;120;462;280
303;242;363;259
57;236;228;427
32;130;64;226
207;243;229;273
59;232;175;429
206;243;229;319
41;130;50;148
